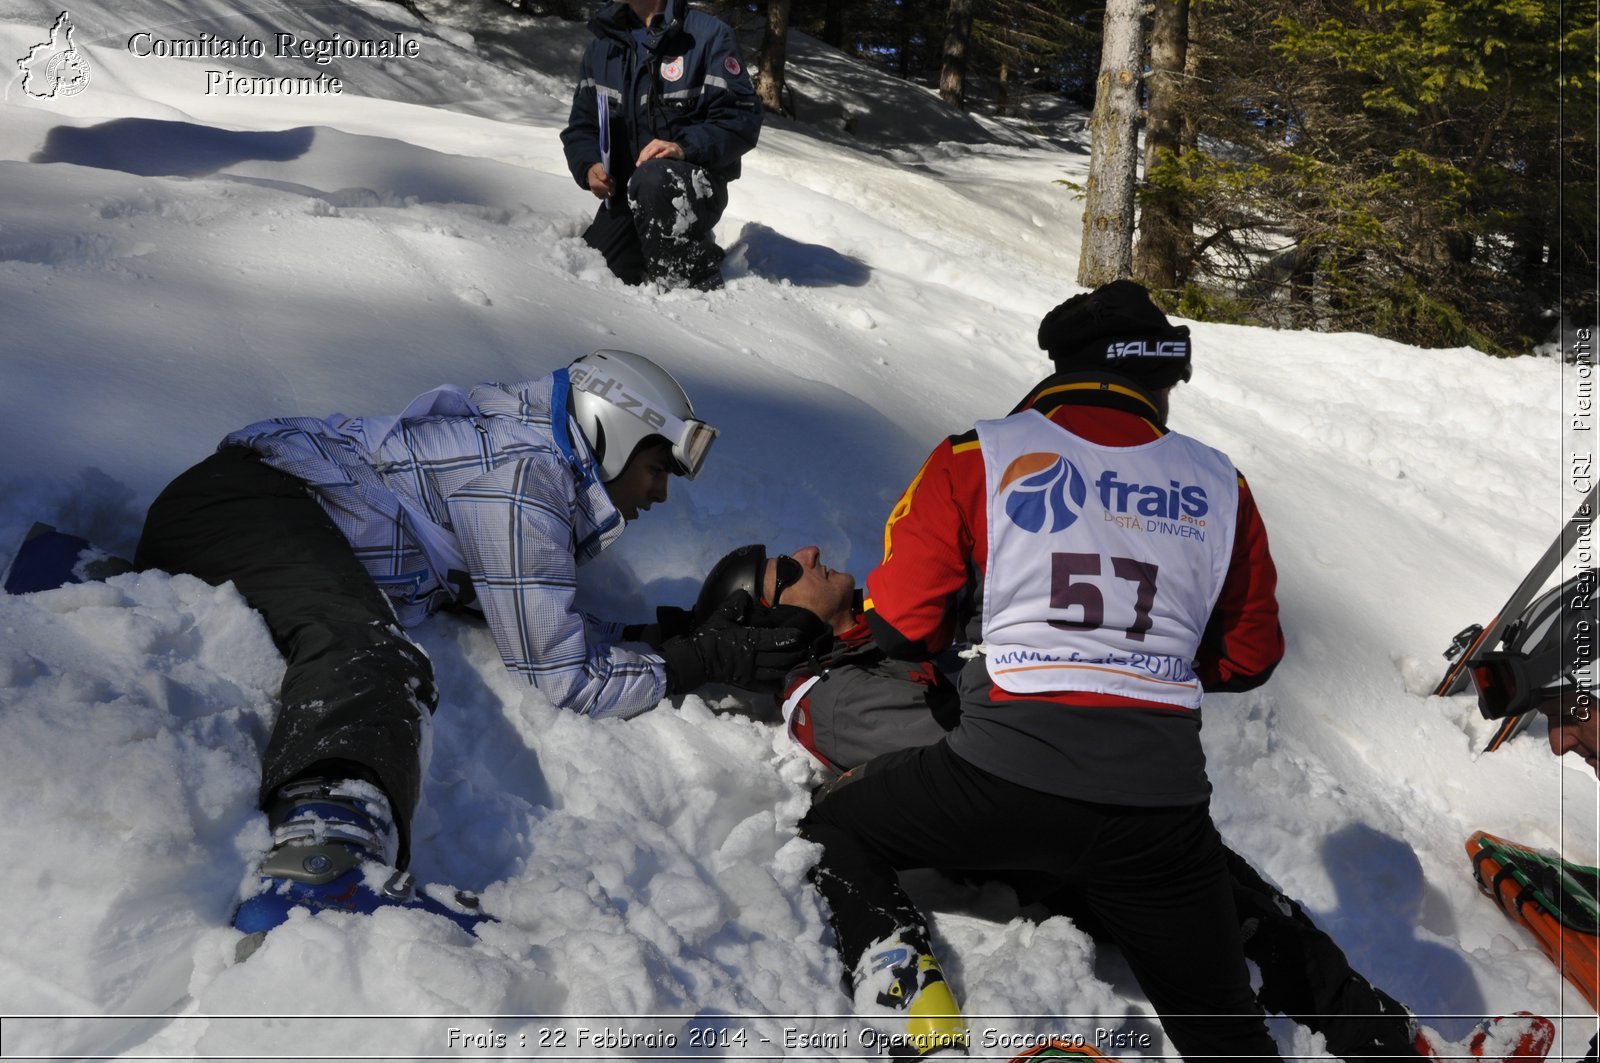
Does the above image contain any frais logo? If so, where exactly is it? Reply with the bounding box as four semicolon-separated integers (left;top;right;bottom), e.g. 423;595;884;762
1000;455;1212;536
999;453;1088;533
1095;469;1209;519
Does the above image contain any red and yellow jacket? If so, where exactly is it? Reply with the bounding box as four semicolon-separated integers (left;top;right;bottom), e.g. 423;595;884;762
864;372;1284;713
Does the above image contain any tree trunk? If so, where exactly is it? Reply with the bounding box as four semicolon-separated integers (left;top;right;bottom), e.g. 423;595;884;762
1077;0;1146;288
821;0;847;49
1289;242;1320;327
1141;0;1188;171
755;0;793;116
1179;0;1202;154
939;0;974;110
1132;0;1191;297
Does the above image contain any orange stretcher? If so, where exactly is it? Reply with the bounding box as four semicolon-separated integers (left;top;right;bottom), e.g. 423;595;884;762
1467;830;1600;1011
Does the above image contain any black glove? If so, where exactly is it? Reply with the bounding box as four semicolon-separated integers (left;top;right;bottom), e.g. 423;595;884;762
621;605;696;650
658;590;829;695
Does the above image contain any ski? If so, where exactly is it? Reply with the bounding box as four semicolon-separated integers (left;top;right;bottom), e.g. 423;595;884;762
1433;483;1596;752
2;522;134;595
1467;831;1599;1010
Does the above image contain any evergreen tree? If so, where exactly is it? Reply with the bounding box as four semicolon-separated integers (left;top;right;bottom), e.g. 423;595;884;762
1148;0;1594;353
973;0;1102;110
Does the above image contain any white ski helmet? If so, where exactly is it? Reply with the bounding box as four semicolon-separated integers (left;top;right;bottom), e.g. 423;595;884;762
566;349;718;482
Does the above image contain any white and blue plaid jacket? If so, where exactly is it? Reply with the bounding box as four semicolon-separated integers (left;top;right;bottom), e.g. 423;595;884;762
222;370;667;719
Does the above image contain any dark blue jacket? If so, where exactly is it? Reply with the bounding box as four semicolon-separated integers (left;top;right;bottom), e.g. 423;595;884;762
560;0;761;194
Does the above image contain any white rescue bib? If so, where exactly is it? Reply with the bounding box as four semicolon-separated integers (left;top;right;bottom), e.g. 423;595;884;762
977;410;1239;708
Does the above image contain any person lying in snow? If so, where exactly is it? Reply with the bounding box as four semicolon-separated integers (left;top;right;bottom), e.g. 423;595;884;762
136;349;817;959
697;542;1556;1062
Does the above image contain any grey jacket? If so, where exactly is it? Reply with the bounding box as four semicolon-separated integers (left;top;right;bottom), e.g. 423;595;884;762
779;617;958;773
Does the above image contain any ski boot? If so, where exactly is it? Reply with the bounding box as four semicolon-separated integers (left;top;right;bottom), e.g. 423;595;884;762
232;778;493;962
1415;1012;1556;1062
854;928;969;1057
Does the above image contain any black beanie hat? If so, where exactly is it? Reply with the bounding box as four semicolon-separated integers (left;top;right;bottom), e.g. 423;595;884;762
1037;280;1193;389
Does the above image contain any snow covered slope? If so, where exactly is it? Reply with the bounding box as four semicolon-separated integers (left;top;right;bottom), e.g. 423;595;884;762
0;0;1593;1058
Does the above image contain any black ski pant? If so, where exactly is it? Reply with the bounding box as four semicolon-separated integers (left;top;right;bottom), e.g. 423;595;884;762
799;739;1281;1061
583;158;728;288
1225;848;1418;1061
136;447;436;867
1022;847;1419;1061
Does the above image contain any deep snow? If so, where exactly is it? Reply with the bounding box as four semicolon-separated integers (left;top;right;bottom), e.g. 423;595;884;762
0;0;1595;1059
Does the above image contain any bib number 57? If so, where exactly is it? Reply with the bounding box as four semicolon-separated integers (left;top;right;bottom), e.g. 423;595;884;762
1048;552;1158;641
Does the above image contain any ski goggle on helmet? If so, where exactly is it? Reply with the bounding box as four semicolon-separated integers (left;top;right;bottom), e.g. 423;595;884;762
566;349;719;482
1469;568;1597;720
